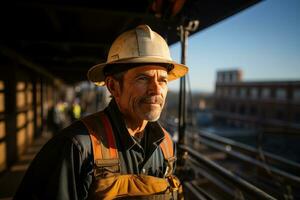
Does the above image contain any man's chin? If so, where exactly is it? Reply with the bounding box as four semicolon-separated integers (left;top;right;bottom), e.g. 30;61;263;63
140;111;161;122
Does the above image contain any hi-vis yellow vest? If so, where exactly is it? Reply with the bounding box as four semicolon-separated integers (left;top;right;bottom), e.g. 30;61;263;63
81;111;182;200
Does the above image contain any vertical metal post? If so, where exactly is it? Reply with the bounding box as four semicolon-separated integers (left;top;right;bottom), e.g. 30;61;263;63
178;25;188;147
177;21;199;168
4;64;17;167
32;77;38;138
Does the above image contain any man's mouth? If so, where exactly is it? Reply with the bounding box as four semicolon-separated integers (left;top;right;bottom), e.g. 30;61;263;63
140;96;163;106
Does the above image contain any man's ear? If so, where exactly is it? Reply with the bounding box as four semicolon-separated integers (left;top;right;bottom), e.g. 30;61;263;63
105;76;121;99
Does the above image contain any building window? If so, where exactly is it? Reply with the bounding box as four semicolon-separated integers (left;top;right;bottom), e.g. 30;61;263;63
217;72;223;83
261;88;270;99
293;89;300;100
276;88;286;100
225;73;230;82
251;88;258;99
231;73;236;82
240;88;247;98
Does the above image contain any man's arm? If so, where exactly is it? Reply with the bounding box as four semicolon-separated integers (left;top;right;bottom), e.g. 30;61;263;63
14;126;92;200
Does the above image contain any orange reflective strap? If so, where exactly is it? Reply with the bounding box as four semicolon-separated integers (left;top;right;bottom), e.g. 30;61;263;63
160;128;176;178
81;114;104;161
81;111;118;163
90;131;103;161
99;112;118;159
160;128;174;159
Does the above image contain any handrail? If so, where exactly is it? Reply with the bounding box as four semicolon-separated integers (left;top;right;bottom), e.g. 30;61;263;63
179;145;277;200
197;128;300;174
197;137;300;186
188;157;245;199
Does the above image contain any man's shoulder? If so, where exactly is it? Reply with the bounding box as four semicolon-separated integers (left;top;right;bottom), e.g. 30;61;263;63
60;120;88;137
49;120;92;154
60;111;107;151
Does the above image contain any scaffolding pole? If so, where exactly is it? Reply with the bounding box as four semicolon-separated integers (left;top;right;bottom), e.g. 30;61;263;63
177;20;199;167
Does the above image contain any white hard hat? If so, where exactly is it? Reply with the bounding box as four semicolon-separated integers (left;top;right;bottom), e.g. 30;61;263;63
87;24;188;86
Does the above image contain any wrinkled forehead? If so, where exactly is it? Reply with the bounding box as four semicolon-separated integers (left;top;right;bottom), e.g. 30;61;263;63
124;65;168;77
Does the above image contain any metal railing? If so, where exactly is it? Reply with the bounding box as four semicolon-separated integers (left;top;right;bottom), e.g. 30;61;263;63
177;128;300;199
180;145;277;200
198;129;300;176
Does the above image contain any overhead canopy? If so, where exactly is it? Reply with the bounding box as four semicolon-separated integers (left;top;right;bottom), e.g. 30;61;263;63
0;0;261;84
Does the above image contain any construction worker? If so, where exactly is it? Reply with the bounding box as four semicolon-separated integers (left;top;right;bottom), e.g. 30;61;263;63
14;25;188;200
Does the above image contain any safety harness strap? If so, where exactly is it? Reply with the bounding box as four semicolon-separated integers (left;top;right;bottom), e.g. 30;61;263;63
160;128;174;159
81;111;119;163
82;111;176;178
160;128;177;178
82;112;175;163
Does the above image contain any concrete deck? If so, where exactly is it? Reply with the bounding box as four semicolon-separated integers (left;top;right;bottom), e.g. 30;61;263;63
0;134;51;200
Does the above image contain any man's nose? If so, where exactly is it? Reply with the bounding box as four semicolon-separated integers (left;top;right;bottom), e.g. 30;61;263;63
148;79;162;95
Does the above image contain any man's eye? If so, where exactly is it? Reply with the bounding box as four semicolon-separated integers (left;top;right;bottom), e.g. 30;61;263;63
137;76;148;81
160;79;168;84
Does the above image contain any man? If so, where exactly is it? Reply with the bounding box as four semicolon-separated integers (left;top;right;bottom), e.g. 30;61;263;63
14;25;188;200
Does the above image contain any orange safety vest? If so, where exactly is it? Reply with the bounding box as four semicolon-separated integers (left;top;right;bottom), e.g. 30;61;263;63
81;111;182;200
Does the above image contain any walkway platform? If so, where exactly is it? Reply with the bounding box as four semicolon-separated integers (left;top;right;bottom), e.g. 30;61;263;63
0;133;51;200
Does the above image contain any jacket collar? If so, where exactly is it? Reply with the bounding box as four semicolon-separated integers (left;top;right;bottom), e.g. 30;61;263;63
104;99;165;150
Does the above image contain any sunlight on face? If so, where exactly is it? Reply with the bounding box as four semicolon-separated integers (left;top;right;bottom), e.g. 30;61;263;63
117;65;168;122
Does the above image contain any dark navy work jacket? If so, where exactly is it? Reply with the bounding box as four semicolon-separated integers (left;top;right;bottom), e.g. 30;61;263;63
14;99;175;200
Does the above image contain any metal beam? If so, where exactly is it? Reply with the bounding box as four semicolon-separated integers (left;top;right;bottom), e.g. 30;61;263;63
0;46;61;85
7;2;157;20
18;40;110;49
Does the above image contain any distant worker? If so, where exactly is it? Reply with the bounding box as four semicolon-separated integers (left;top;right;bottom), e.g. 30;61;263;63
55;100;68;129
14;25;188;200
71;98;82;121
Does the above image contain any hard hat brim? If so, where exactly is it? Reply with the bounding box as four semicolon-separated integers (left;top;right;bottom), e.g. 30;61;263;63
87;57;188;86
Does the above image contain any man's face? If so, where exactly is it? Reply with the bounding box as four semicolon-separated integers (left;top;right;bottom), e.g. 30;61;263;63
114;65;168;122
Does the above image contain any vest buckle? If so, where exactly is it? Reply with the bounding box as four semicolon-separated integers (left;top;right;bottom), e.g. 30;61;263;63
94;159;120;178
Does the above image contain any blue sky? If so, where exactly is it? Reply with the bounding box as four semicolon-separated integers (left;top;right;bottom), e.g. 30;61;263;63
168;0;300;92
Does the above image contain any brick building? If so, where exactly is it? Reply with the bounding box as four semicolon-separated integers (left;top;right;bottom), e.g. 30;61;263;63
213;70;300;134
